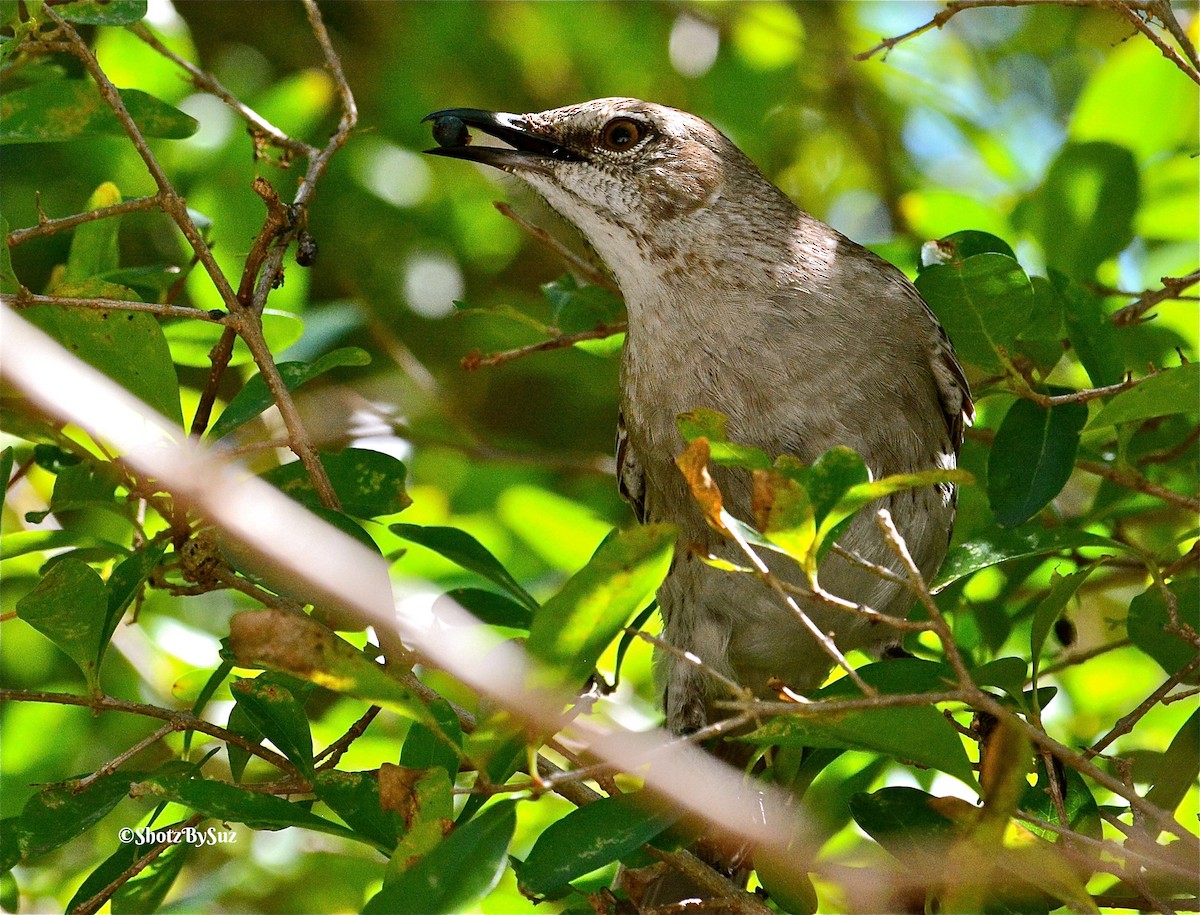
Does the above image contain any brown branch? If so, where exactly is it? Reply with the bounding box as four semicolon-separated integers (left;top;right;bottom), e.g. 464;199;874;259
460;321;627;370
0;291;226;323
1112;269;1200;326
1014;371;1145;407
70;814;204;915
493;201;621;294
67;722;175;794
128;22;316;159
0;688;299;776
855;0;1177;64
1113;1;1200;84
315;704;381;769
6;194;161;247
1151;0;1199;71
1087;654;1200;758
1075;457;1200;513
45;8;341;508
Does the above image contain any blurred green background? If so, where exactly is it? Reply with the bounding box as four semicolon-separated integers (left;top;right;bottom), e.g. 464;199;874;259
2;1;1196;911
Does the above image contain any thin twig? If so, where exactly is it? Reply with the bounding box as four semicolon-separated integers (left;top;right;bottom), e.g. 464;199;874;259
6;194;161;247
460;321;627;370
68;722;176;793
128;22;316;158
1087;654;1200;758
0;688;299;776
1;291;226;323
1113;1;1200;84
493;201;621;294
1112;269;1200;326
71;814;204;915
315;705;381;769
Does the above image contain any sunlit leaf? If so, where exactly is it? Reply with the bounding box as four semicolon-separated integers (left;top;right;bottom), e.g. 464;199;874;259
23;282;183;426
65;183;122;283
746;704;976;785
390;524;537;611
915;253;1035;373
518;794;674;896
1088;363;1200;429
363;799;515;914
15;559;108;694
262;448;410;519
934;527;1120;591
52;0;147;25
0;82;197;143
527;524;674;683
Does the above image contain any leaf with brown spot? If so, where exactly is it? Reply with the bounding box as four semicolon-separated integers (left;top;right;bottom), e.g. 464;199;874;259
675;437;726;533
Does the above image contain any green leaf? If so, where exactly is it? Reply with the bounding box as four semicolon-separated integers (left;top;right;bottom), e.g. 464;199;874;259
65;182;122;283
1016;277;1066;373
1030;568;1092;680
1126;579;1199;678
132;774;363;844
988;397;1087;527
261;448;410;519
66;840;141;912
102;542;167;667
15;559;108;693
227;609;437;726
850;787;958;863
22;283;183;426
915;253;1035;373
54;0;148;24
919;230;1017;270
312;770;405;850
399;697;464;780
363;800;516;915
518;794;675;896
1020;759;1101;845
1088;363;1200;429
231;676;315;778
1052;272;1125;387
541;274;624;334
0;81;198;143
934;527;1120;591
16;773;136;860
676;408;772;469
0;530;125;563
1146;709;1200;813
207;347;371;440
111;842;186;914
746;704;976;785
527;524;675;683
436;587;532;630
820;466;973;546
0;447;12;511
389;524;538;611
387;767;454;869
753;470;816;569
1017;141;1139;279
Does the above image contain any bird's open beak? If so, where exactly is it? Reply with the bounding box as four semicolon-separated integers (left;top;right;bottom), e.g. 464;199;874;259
422;108;581;170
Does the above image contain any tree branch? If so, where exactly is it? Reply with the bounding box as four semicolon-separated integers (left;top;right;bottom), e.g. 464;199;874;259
6;194;161;248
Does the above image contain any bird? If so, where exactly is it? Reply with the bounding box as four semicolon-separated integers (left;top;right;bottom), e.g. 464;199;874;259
424;98;973;736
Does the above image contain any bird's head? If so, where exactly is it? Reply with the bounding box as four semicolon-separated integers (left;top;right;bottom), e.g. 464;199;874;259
424;98;778;273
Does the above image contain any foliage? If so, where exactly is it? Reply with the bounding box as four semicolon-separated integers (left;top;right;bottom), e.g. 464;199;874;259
0;2;1196;914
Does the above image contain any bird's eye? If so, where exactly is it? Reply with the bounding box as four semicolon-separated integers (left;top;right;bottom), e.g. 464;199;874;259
600;118;643;152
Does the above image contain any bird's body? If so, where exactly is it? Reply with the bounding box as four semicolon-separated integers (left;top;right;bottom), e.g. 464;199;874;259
427;99;972;733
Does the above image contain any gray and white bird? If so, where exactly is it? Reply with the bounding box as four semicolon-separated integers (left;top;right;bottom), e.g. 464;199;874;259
425;99;973;734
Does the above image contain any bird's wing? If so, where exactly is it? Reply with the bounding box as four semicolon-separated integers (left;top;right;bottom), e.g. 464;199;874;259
616;411;648;522
921;296;975;450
